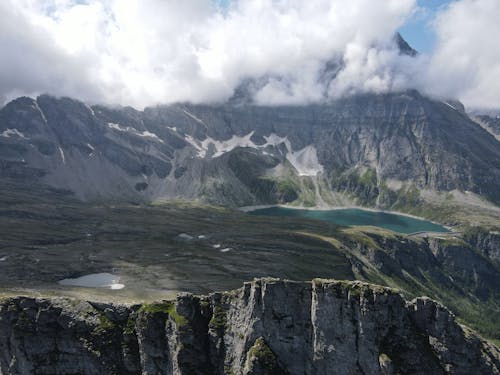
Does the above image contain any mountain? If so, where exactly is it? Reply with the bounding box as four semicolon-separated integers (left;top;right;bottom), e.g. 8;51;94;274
1;91;500;210
395;32;418;57
1;278;498;375
1;27;500;375
474;115;500;141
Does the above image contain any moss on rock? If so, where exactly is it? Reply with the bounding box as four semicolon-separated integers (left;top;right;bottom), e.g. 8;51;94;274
245;337;288;375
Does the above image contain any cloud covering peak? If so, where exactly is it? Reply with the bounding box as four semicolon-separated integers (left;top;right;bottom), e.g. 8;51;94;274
0;0;499;110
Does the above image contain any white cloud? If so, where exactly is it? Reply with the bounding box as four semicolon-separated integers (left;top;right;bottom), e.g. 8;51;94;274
0;0;417;107
0;0;104;104
421;0;500;110
0;0;499;110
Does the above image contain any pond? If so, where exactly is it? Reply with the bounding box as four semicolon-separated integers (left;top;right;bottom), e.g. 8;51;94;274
58;273;125;289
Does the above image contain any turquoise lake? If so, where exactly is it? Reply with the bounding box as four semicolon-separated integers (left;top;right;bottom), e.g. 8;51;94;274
248;207;449;234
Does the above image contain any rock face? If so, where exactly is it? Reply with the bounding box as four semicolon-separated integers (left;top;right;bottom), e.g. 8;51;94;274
1;90;500;207
0;279;498;375
463;227;500;266
474;115;500;140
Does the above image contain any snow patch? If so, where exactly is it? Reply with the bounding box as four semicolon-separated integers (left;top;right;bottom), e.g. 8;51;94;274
184;135;207;157
185;131;258;158
184;131;324;176
58;147;66;164
183;109;207;127
220;248;232;253
108;122;124;131
85;104;95;117
263;133;288;147
33;101;48;123
261;134;323;176
108;123;164;143
1;128;27;139
140;131;163;141
203;131;257;157
442;101;456;110
286;145;324;176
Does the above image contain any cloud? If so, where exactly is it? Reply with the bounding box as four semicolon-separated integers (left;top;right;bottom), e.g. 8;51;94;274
0;0;498;110
421;0;500;110
0;1;104;104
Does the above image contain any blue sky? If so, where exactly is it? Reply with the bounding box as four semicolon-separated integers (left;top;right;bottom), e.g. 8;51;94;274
399;0;456;53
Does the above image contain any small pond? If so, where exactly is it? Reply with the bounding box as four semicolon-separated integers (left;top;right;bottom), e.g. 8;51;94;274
59;273;125;289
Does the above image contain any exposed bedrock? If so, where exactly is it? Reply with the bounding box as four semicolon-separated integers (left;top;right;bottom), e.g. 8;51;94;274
0;278;499;374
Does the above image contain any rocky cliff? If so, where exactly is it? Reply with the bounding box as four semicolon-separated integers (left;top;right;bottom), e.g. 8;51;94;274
474;115;500;141
463;226;500;266
0;279;498;375
1;91;500;207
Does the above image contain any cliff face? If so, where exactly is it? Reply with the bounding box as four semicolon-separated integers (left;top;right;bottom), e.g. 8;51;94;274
474;115;500;140
0;279;498;375
2;91;500;206
464;227;500;266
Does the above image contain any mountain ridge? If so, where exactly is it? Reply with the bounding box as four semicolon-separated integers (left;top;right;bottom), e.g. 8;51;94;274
1;91;499;210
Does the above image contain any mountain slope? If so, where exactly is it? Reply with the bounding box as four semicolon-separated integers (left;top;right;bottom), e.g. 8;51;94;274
1;91;500;209
474;115;500;141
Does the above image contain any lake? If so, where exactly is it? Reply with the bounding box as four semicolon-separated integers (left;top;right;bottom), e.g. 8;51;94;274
248;207;449;234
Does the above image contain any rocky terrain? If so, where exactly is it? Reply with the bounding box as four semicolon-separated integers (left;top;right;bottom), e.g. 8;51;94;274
1;90;500;209
474;115;500;141
463;227;500;266
1;33;500;374
0;182;498;342
0;278;499;375
1;19;499;375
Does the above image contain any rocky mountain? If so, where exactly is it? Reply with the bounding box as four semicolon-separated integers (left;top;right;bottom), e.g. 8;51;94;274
395;33;417;57
1;26;499;375
1;90;500;208
0;278;498;375
474;115;500;141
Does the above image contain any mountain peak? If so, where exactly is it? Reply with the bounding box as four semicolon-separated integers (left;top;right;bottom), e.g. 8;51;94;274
395;32;418;57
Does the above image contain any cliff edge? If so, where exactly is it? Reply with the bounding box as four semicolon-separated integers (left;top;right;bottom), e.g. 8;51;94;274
0;278;499;374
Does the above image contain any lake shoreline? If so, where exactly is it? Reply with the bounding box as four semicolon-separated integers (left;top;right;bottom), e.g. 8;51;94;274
239;204;453;232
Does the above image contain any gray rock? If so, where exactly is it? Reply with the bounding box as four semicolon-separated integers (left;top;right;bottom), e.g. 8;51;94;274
2;91;500;206
0;278;498;374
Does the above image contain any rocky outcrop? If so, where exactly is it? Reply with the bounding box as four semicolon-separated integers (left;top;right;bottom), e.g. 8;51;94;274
463;227;500;266
0;279;498;375
474;115;500;140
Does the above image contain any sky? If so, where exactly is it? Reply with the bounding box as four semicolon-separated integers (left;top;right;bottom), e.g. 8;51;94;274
0;0;499;110
215;0;453;53
399;0;455;53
